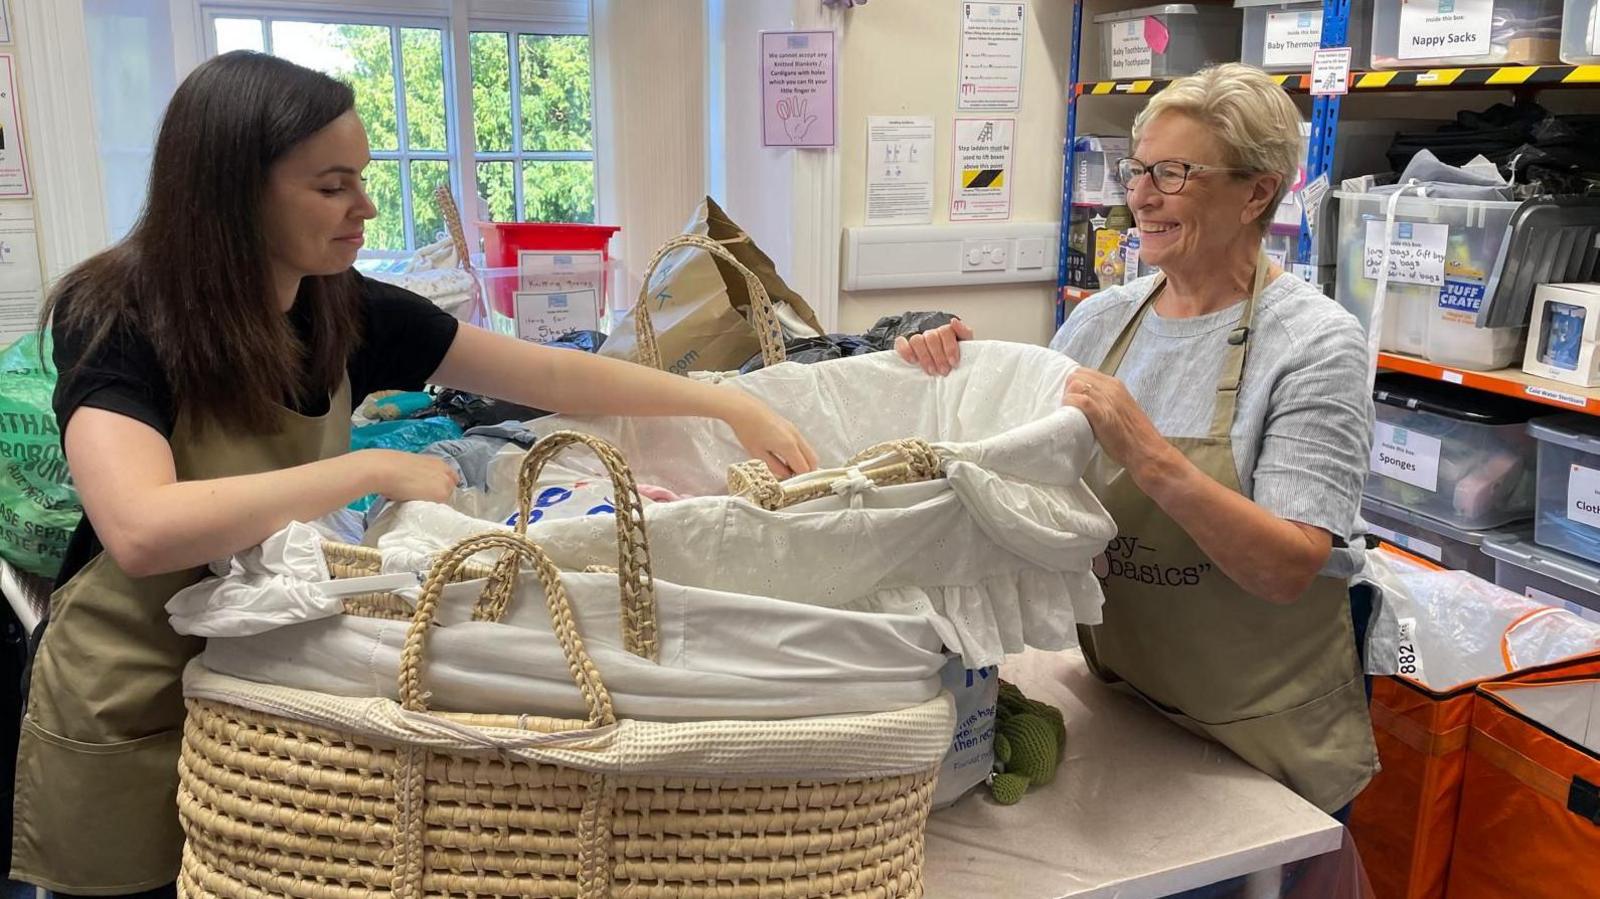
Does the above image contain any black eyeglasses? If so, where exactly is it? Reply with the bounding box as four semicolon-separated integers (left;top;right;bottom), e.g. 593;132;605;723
1115;157;1255;195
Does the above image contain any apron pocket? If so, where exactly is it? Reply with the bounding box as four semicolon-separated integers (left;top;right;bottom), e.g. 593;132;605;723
1200;674;1378;814
12;717;185;893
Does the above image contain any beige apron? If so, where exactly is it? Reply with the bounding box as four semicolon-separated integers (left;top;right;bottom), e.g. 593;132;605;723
1079;260;1377;814
12;379;351;894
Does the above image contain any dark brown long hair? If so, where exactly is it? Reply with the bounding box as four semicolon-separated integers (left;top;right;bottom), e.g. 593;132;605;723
42;51;364;431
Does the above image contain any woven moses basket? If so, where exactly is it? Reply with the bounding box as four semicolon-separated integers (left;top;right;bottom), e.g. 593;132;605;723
176;430;955;898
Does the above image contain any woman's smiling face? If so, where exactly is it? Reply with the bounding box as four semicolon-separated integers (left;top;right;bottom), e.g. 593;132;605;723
1125;111;1279;272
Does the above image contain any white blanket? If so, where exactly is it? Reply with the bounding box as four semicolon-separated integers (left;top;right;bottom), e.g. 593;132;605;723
179;342;1117;721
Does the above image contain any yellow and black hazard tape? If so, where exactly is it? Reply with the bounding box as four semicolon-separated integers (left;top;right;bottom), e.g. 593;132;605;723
1351;64;1600;88
1076;73;1306;95
1076;65;1600;97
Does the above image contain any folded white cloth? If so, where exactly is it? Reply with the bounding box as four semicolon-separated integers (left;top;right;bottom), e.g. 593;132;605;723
200;571;949;721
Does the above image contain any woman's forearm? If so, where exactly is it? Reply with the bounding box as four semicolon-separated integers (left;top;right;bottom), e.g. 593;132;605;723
433;326;756;422
1129;442;1334;604
90;453;381;578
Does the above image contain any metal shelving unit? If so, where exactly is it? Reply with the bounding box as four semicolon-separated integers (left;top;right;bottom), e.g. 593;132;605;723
1053;4;1600;376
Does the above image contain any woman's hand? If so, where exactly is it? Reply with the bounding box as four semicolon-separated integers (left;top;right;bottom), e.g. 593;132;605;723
1061;368;1172;477
895;319;975;376
723;394;819;479
363;450;461;503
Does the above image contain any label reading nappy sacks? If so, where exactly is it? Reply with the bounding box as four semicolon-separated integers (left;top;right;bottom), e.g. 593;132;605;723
1397;0;1492;60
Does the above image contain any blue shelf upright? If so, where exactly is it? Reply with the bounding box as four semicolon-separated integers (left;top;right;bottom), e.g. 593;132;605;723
1299;0;1351;266
1054;0;1084;329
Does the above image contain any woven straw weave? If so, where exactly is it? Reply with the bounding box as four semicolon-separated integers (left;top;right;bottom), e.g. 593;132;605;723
177;434;949;898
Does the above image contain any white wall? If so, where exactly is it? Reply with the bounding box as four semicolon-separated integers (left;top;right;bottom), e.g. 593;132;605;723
593;0;707;296
836;0;1073;345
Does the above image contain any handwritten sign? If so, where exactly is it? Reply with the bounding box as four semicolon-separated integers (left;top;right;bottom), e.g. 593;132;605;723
1364;220;1447;286
514;289;599;344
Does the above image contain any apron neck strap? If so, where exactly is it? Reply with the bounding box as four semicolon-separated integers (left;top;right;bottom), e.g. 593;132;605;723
1095;254;1274;439
1209;254;1271;437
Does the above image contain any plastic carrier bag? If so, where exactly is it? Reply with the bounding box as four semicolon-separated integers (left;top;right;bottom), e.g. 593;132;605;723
0;334;79;578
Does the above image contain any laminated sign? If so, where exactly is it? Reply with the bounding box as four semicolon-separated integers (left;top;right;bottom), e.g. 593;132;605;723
951;117;1015;222
1397;0;1493;60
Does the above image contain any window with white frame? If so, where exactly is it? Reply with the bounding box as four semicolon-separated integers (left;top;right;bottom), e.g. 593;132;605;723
202;5;594;255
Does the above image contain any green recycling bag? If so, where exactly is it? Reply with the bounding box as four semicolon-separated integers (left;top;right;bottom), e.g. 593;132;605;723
0;333;80;577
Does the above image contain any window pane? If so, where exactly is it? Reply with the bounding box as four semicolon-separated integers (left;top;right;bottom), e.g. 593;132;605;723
214;17;264;53
470;33;513;153
400;28;446;151
410;160;452;246
271;21;398;151
363;159;405;251
518;35;592;152
520;160;594;223
476;160;516;222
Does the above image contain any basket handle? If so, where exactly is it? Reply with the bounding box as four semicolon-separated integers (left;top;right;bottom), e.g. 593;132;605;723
432;184;484;320
633;233;786;372
505;431;658;662
727;438;944;511
399;531;616;728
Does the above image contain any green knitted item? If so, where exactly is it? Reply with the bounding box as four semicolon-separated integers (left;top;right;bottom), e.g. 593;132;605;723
990;772;1030;805
986;679;1067;804
999;714;1062;787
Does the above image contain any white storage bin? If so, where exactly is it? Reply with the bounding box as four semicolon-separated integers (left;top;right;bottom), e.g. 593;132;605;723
1093;4;1241;80
1560;0;1600;62
1237;0;1372;71
1333;191;1524;370
1529;415;1600;565
1366;373;1542;529
1370;0;1562;68
1361;495;1520;578
1484;535;1600;624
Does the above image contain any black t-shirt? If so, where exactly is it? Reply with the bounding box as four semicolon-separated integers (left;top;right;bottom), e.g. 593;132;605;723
50;273;460;586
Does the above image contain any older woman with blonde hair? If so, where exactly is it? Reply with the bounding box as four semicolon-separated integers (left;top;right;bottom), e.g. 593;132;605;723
903;63;1377;817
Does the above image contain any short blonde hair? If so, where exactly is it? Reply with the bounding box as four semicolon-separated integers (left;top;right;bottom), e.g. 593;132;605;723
1132;63;1303;224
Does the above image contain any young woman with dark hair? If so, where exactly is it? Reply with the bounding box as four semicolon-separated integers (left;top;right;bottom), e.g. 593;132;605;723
9;51;815;897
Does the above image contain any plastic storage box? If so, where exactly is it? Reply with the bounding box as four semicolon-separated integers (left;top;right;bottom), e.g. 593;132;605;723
1361;495;1515;578
1483;535;1600;623
1093;4;1241;80
1366;373;1543;529
1334;191;1525;370
476;261;622;343
1528;415;1600;565
1370;0;1563;68
1560;0;1600;63
1237;0;1371;71
478;222;620;336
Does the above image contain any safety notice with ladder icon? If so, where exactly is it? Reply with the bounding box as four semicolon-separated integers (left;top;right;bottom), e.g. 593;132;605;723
951;117;1015;221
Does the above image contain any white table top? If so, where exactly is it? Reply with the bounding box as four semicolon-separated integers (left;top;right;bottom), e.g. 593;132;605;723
923;649;1345;899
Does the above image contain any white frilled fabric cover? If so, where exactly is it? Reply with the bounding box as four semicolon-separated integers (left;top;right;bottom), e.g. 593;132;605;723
175;341;1117;722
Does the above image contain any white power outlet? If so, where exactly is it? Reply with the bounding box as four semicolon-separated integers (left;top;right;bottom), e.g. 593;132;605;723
961;238;1007;273
1015;237;1047;270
